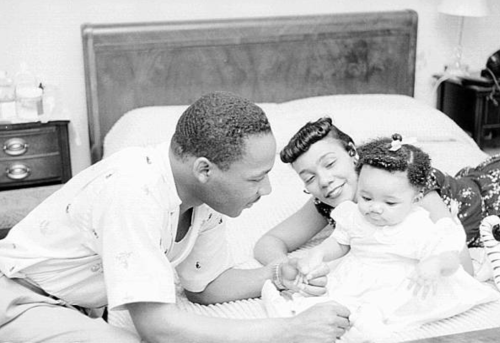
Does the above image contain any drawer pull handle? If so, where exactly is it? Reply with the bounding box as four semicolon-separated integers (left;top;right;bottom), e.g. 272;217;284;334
6;164;31;180
3;138;29;156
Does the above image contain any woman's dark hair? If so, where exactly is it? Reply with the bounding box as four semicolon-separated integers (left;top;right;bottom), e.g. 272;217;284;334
355;135;431;189
280;117;355;164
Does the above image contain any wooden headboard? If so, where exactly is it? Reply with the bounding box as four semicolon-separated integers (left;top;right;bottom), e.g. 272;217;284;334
82;10;417;163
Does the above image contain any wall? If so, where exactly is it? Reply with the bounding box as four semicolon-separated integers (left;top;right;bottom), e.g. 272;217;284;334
1;0;499;175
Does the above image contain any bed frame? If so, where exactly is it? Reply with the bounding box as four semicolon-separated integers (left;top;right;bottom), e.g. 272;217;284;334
82;10;418;163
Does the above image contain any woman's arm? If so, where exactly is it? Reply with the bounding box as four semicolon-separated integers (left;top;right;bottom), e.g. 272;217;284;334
254;198;329;265
185;261;329;305
419;190;473;275
419;190;453;222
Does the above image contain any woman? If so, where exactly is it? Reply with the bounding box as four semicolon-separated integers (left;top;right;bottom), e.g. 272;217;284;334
254;117;500;274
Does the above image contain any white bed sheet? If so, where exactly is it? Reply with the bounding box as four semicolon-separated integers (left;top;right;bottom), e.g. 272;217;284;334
104;94;499;341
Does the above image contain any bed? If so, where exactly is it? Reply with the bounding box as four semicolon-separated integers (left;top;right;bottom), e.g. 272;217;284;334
81;10;500;342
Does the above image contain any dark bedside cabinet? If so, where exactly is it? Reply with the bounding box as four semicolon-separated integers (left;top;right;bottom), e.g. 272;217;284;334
0;120;72;190
436;77;500;148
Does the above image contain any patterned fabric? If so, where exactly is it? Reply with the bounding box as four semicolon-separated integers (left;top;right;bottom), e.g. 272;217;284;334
425;154;500;247
313;198;335;227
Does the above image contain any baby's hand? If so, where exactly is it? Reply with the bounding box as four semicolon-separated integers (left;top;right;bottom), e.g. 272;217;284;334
297;250;325;280
407;257;442;299
281;258;329;297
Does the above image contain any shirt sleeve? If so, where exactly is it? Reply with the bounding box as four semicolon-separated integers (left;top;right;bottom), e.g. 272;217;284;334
175;207;235;293
330;202;356;245
93;175;177;311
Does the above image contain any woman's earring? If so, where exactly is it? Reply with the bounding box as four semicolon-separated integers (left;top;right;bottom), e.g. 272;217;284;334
303;189;311;194
348;149;356;157
414;193;424;203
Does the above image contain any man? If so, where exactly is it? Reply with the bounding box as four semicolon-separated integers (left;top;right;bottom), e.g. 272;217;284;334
0;92;350;342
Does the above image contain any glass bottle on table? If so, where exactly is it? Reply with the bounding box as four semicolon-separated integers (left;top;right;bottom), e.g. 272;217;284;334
14;64;42;122
16;86;43;122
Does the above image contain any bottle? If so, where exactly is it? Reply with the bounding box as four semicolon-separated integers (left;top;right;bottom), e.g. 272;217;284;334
16;86;43;122
15;63;37;89
14;63;42;122
41;83;58;123
0;71;16;122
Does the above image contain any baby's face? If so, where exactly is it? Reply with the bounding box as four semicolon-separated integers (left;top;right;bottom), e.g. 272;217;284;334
356;165;419;227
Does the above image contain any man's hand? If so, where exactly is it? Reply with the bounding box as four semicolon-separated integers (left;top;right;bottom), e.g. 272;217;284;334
288;301;351;341
280;258;329;296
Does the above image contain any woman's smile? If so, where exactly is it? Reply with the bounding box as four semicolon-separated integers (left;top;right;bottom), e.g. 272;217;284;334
325;181;346;199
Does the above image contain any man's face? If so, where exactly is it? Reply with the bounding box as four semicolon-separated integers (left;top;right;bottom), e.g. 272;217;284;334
356;165;419;227
206;133;276;217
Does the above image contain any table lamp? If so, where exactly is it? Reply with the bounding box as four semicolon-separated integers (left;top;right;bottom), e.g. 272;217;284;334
438;0;489;76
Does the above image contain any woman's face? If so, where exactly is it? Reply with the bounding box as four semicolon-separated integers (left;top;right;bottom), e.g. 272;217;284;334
291;137;358;208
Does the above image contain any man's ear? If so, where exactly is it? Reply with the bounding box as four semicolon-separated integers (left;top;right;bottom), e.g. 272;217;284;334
192;157;212;183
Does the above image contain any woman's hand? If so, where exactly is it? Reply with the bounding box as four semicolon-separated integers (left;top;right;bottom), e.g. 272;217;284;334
280;258;329;296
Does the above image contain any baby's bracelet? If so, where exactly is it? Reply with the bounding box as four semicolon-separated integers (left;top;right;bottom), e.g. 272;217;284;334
272;262;286;290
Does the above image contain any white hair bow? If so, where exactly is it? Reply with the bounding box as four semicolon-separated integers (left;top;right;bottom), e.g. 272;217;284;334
389;136;417;151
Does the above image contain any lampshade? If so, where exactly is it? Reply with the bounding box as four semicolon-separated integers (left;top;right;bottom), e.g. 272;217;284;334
438;0;489;17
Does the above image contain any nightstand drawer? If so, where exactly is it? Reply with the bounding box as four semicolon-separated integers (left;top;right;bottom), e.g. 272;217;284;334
0;126;61;158
0;121;71;190
0;155;63;185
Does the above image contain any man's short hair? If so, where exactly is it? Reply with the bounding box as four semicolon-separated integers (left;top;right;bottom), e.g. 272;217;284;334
171;91;272;170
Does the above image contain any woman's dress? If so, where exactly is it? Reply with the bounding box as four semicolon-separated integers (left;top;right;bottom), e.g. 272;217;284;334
425;154;500;246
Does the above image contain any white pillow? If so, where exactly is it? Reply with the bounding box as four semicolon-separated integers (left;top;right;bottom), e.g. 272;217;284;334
104;105;188;158
103;103;279;158
268;94;479;152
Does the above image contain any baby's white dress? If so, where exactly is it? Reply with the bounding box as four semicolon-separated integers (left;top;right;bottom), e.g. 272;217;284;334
262;201;499;342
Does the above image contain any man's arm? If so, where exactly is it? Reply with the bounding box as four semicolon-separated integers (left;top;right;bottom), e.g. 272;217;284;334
127;301;350;343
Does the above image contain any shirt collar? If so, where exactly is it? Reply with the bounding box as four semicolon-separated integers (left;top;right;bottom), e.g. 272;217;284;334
156;142;182;211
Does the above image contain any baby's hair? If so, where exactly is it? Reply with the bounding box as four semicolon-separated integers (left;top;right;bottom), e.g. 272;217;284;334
355;134;431;189
280;117;355;164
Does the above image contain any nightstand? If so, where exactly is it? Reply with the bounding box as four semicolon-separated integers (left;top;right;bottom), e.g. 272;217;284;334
436;77;500;148
0;120;71;190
